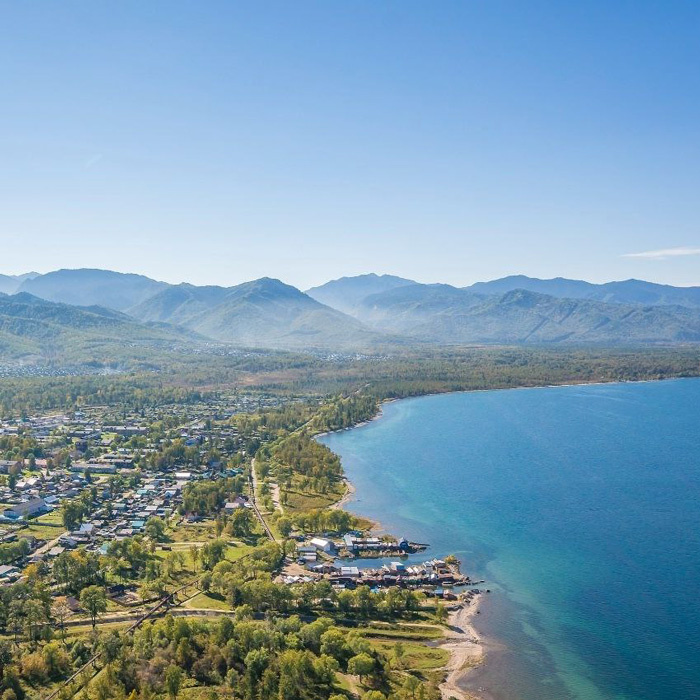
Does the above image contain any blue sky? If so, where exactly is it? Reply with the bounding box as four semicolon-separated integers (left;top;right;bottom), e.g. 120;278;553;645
1;1;699;289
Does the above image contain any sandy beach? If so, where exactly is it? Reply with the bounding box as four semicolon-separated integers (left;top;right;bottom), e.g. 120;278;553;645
439;596;485;700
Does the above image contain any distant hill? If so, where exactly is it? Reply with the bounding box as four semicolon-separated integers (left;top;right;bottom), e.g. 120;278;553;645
14;272;40;283
0;275;20;295
19;269;169;311
130;277;383;350
353;283;700;344
0;292;195;362
306;273;415;316
0;272;39;295
467;275;700;308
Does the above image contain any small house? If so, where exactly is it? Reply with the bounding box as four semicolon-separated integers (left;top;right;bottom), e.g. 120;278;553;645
310;537;334;553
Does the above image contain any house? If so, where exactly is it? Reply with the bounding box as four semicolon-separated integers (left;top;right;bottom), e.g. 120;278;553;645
58;535;78;548
3;498;48;520
0;565;20;580
224;496;247;512
0;460;21;475
310;537;334;553
15;477;42;491
70;463;117;475
343;535;383;551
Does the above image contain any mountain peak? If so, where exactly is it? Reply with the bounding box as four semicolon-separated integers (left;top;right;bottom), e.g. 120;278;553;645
306;273;415;315
18;268;169;311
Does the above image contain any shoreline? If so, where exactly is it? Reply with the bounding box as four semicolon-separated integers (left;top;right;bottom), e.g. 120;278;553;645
322;376;685;449
322;399;491;698
321;375;694;700
439;597;487;700
330;478;356;510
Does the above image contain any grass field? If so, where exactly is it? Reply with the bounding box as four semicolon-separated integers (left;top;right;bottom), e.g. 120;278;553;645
350;622;444;641
183;592;231;611
282;479;345;512
21;523;63;540
35;510;64;525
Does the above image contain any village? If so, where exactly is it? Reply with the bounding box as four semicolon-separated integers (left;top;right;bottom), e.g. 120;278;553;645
0;394;272;584
0;385;487;700
0;395;473;605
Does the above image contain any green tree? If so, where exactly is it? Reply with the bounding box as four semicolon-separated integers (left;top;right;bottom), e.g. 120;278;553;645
189;544;200;572
200;539;227;570
23;599;48;647
165;665;183;700
277;516;292;538
434;602;448;624
144;517;167;541
363;693;386;700
402;675;420;700
60;500;83;531
320;629;351;665
79;586;107;629
229;508;254;538
347;653;374;682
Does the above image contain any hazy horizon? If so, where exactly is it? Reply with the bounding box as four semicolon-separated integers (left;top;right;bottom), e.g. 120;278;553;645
4;266;700;292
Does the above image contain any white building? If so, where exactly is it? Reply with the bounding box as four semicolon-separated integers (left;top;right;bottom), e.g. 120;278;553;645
310;537;334;553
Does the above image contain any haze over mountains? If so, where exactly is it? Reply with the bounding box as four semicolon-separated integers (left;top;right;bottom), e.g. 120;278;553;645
306;274;415;316
0;291;196;363
19;269;168;310
304;273;700;344
0;272;40;296
2;268;700;361
466;275;700;308
128;277;380;349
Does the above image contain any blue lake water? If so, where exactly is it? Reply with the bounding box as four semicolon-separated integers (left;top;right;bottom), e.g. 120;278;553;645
319;379;700;700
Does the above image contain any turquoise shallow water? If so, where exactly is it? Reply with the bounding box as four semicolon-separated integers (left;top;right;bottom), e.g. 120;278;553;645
319;379;700;700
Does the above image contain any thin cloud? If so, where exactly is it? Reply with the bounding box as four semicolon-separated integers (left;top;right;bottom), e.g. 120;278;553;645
623;247;700;260
83;153;103;170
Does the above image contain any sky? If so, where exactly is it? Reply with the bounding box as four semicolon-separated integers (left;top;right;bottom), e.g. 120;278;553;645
1;0;700;289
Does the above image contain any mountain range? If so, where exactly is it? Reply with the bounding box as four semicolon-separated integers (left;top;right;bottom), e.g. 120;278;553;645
0;291;198;363
466;275;700;308
346;284;700;344
2;268;700;362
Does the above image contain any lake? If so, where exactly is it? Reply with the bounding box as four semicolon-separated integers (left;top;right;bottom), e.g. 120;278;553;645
319;379;700;700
